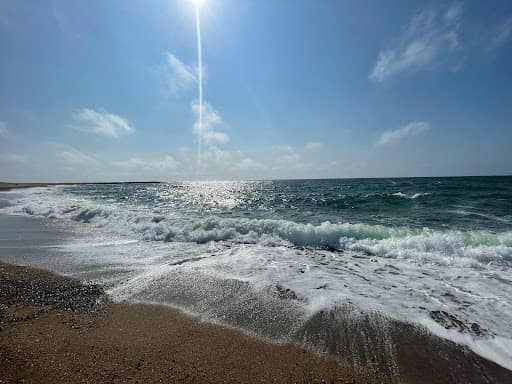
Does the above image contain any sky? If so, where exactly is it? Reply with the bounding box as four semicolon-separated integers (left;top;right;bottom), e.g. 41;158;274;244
0;0;511;182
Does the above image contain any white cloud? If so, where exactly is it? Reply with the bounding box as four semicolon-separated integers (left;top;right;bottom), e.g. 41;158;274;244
204;147;263;173
487;17;512;51
370;3;463;81
306;141;324;150
165;54;229;145
200;146;231;163
232;157;264;171
274;146;299;161
49;143;99;167
112;155;179;171
192;102;230;145
0;152;27;163
166;53;198;93
272;146;302;170
0;121;7;137
51;1;85;41
59;149;98;166
177;146;263;174
377;121;430;146
72;108;134;138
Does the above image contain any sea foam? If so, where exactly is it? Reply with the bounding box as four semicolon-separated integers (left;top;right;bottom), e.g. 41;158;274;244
2;186;511;268
2;184;512;370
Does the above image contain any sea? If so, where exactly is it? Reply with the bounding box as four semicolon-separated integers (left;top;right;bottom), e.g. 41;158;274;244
1;176;511;372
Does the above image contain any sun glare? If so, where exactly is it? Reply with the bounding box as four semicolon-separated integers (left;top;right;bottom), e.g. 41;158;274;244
191;0;206;7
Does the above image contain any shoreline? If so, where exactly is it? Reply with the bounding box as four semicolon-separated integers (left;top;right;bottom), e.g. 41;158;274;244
2;261;512;383
0;182;161;192
1;184;512;383
0;261;373;383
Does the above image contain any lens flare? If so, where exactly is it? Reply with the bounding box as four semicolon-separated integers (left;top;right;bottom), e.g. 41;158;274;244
194;1;203;178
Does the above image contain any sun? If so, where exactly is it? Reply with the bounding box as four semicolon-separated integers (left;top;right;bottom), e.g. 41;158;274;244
191;0;206;7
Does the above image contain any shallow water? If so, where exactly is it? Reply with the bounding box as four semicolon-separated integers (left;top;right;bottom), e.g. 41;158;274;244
1;176;511;371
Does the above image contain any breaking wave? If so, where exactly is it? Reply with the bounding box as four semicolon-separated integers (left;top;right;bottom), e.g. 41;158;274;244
3;187;511;268
2;183;512;372
391;191;429;199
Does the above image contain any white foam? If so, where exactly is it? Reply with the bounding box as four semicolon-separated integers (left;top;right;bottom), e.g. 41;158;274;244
418;317;512;371
2;186;512;268
3;185;512;369
391;191;429;199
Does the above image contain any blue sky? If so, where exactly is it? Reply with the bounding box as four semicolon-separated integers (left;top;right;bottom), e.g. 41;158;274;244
0;0;511;181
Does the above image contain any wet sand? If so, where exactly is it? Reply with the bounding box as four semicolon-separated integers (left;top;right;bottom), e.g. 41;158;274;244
1;186;511;384
1;198;512;383
0;261;373;384
2;262;511;384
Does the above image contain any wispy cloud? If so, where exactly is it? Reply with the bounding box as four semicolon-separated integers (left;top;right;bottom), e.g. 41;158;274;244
487;17;512;51
166;53;197;93
272;145;305;170
59;149;98;166
72;108;134;138
370;3;463;82
112;155;179;171
166;145;262;175
377;121;430;146
0;152;27;163
274;145;299;161
306;141;324;150
192;102;230;145
232;157;264;171
51;1;85;41
48;142;99;167
196;147;263;173
0;121;7;137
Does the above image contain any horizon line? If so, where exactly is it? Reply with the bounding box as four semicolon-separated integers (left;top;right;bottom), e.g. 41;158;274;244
1;173;511;185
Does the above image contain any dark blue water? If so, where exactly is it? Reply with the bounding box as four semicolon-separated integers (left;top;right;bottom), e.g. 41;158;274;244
61;176;512;231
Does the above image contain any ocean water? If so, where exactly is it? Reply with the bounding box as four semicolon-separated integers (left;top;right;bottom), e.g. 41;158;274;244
1;176;512;370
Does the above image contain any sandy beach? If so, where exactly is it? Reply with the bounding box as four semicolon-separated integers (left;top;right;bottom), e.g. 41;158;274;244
0;261;372;384
2;182;512;383
2;0;511;381
1;259;512;384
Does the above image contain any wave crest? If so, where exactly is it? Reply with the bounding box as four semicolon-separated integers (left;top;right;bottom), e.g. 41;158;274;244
3;187;511;267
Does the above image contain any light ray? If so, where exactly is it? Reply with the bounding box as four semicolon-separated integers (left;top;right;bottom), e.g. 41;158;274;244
195;2;203;178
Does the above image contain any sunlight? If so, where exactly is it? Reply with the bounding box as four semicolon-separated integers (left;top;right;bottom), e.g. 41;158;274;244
193;0;204;178
1;1;511;380
191;0;206;7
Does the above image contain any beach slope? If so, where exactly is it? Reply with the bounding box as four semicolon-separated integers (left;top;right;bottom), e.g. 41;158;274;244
0;261;372;384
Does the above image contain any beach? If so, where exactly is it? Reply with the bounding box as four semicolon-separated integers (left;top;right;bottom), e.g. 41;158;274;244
1;0;510;381
0;261;371;384
2;261;512;384
1;179;512;383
